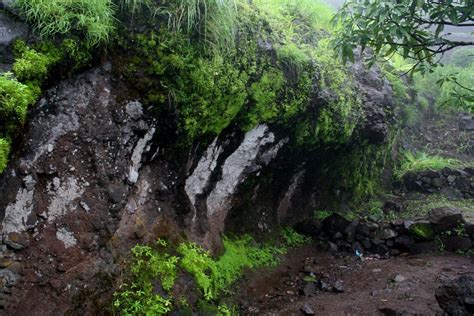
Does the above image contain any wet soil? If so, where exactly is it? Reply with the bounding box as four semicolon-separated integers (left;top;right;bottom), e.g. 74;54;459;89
235;245;474;315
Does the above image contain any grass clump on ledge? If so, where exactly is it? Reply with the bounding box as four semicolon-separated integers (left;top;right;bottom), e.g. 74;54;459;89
395;151;462;179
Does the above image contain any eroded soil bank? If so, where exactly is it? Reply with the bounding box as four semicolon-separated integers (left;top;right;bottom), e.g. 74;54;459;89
235;245;473;315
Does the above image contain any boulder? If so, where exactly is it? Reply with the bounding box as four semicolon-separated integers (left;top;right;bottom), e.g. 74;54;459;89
428;207;465;231
441;236;472;252
3;232;30;250
376;228;398;240
465;223;474;237
436;276;474;316
394;235;415;249
409;241;438;255
0;10;29;69
459;115;474;132
356;221;379;236
294;219;322;237
322;214;351;235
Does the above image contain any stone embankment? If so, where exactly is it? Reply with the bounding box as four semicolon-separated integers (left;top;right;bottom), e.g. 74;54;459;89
297;206;474;257
402;167;474;199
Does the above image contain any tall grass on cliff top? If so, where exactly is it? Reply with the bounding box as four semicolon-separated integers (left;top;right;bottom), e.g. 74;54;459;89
253;0;334;32
14;0;115;45
165;0;238;53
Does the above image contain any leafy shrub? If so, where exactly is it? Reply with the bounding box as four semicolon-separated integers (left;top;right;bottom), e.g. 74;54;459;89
14;0;115;45
415;63;474;112
395;151;461;179
0;138;11;173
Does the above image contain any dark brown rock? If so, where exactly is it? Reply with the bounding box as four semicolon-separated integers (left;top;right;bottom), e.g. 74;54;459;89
3;232;30;250
441;236;472;252
323;214;351;235
436;276;474;316
428;207;465;231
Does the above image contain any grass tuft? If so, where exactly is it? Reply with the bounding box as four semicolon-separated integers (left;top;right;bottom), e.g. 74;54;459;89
395;151;461;179
14;0;115;45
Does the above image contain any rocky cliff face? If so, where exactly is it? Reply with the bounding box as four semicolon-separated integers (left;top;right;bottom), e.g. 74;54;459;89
0;58;392;313
0;4;396;312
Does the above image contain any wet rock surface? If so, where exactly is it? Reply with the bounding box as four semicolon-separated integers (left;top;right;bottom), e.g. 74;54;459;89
0;8;29;70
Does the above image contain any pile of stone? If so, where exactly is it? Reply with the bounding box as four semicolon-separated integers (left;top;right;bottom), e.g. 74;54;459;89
402;167;474;198
297;206;474;256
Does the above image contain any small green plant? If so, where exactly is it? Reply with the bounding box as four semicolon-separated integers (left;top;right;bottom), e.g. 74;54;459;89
281;227;311;248
0;72;36;124
395;151;461;179
313;210;332;220
217;304;237;316
113;239;177;315
0;138;11;173
178;235;283;301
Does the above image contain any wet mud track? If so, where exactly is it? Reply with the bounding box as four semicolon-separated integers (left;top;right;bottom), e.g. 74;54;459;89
235;245;474;315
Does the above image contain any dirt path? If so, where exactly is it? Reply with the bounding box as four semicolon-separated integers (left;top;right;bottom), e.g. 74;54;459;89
234;245;474;315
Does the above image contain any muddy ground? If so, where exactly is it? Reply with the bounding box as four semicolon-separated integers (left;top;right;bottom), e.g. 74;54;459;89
234;245;473;315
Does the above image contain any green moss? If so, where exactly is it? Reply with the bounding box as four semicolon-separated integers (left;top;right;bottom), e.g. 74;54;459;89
12;41;62;84
410;223;435;241
0;73;36;125
176;56;249;139
276;43;310;76
130;30;249;142
242;70;285;130
116;0;363;147
0;138;11;173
